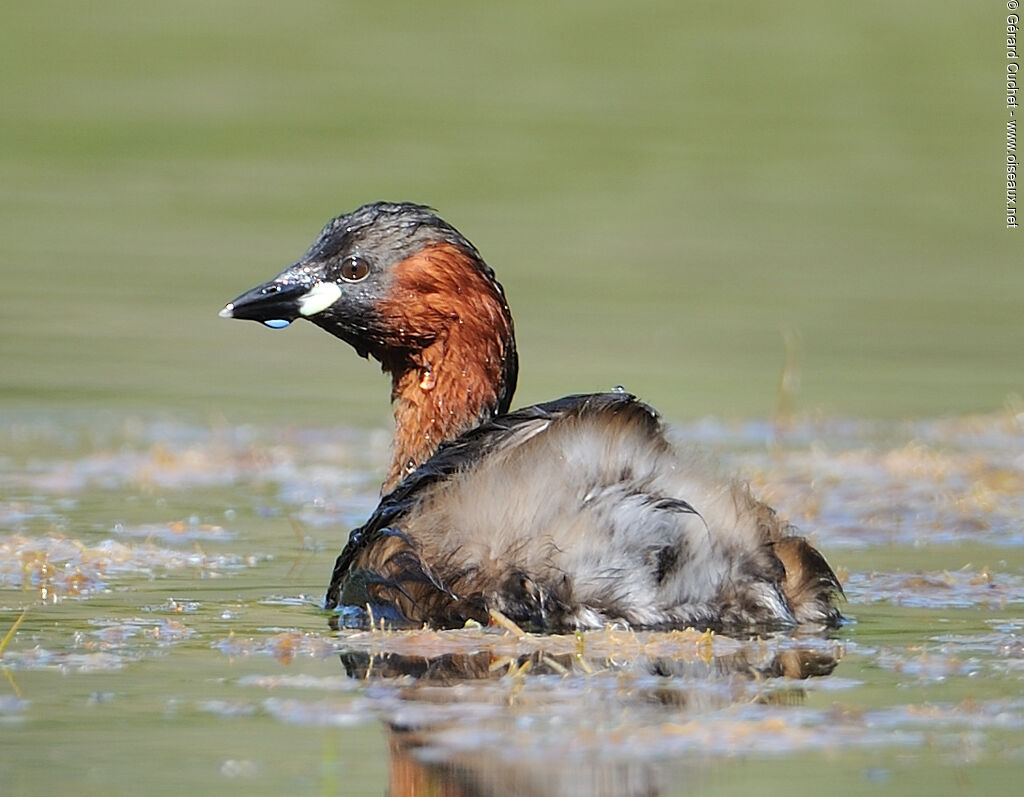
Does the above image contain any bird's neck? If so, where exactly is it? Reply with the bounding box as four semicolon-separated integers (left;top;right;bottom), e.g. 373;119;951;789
377;243;517;492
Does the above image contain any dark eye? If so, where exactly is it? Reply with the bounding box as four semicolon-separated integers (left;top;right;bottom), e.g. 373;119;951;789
338;255;369;282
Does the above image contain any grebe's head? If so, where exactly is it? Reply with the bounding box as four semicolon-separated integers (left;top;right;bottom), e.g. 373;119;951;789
221;202;519;485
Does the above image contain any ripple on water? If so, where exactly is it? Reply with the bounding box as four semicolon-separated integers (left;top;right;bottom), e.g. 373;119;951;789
110;519;236;543
0;533;270;601
736;418;1024;550
2;616;197;673
844;569;1024;610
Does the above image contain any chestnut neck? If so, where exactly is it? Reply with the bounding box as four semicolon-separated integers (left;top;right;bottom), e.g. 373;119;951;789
376;243;517;492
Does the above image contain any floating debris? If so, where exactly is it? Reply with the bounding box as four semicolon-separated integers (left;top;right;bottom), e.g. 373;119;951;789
110;520;235;543
213;631;338;664
236;673;357;692
0;533;270;602
844;569;1024;609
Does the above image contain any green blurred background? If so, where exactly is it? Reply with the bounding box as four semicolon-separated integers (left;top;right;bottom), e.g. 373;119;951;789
1;0;1019;427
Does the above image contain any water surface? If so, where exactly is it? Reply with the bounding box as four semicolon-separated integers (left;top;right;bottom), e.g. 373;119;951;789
2;411;1022;796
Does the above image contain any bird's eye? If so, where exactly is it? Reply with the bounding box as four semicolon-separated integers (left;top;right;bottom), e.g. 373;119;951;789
338;255;370;282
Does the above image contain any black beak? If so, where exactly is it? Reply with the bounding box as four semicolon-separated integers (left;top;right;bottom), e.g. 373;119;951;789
219;276;310;326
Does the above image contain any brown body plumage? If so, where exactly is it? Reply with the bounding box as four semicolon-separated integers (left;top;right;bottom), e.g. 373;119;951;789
221;201;843;632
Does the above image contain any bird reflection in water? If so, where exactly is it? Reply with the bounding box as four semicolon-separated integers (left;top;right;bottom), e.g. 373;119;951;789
334;625;841;797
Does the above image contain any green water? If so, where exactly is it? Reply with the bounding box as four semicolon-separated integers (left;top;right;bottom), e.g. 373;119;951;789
1;415;1022;796
1;2;1022;795
1;1;1020;422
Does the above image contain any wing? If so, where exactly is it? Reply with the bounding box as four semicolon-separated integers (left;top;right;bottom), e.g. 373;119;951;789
324;392;653;617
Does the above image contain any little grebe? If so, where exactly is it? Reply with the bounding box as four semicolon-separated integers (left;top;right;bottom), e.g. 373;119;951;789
221;201;843;632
